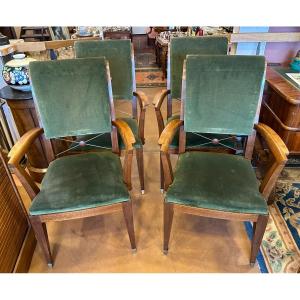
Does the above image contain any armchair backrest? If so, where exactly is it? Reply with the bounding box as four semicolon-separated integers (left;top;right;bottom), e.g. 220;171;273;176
169;36;228;99
183;55;266;136
74;39;134;101
29;58;113;139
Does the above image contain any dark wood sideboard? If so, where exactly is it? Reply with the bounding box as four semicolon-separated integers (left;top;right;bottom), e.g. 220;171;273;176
260;67;300;155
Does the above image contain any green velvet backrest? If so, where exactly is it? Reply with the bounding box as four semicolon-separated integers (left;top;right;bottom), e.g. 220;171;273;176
75;40;134;100
184;55;266;136
170;36;228;99
29;58;112;139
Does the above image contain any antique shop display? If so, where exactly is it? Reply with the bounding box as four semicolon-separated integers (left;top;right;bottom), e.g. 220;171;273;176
49;26;70;40
0;32;9;46
2;54;36;91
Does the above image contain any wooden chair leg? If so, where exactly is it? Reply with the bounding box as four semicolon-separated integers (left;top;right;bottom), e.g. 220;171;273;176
250;215;269;265
122;201;137;251
160;152;164;192
163;202;174;254
30;216;53;267
136;148;145;194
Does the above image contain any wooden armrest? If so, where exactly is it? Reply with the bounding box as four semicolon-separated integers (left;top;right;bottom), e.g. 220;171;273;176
112;119;136;151
255;123;289;200
153;89;170;109
158;119;183;152
133;91;149;110
254;123;289;163
8;128;44;166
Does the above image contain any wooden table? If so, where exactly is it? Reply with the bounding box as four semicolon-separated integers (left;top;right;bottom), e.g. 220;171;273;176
0;86;67;182
260;67;300;155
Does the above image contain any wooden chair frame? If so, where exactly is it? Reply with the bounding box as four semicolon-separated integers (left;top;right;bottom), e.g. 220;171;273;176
158;61;289;265
130;44;148;193
7;61;137;267
74;42;149;194
153;44;235;191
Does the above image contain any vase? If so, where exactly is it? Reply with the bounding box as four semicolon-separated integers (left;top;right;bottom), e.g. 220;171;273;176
2;53;36;92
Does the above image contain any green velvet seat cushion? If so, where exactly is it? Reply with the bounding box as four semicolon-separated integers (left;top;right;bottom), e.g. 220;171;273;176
166;115;242;150
166;152;268;215
29;152;129;216
75;40;134;100
70;117;142;151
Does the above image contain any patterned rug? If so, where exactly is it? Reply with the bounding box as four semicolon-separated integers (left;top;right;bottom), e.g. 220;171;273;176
248;180;300;273
136;68;167;88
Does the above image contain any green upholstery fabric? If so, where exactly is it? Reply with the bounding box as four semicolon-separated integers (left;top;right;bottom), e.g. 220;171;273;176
75;40;134;100
170;36;228;99
184;55;265;136
166;115;242;150
29;58;112;139
70;117;142;151
166;152;268;215
29;152;129;215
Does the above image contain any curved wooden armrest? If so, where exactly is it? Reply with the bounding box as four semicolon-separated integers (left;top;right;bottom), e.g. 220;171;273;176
133;91;148;144
158;119;183;153
254;123;289;163
112;119;136;151
112;119;135;190
153;89;170;109
255;123;289;200
8;127;44;166
133;91;149;110
7;127;43;200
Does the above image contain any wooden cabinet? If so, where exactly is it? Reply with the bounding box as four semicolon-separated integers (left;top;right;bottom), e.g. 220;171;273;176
260;67;300;155
0;86;68;182
0;151;35;272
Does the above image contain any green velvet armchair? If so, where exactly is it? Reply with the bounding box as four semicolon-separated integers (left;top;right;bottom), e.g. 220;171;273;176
152;36;237;191
7;58;137;267
158;55;289;265
74;39;148;194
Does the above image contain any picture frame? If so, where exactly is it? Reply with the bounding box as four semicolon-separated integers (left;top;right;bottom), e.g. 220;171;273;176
48;27;70;40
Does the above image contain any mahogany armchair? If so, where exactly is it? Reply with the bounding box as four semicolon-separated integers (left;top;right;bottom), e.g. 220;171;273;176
152;36;233;190
8;58;137;267
74;39;148;194
158;55;289;265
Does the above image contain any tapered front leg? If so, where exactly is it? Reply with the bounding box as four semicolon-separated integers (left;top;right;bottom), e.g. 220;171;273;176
122;200;137;251
163;202;174;254
160;152;164;192
250;215;269;265
136;148;145;194
30;216;53;267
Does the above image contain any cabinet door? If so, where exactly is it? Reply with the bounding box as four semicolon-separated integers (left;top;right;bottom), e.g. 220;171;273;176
0;151;29;272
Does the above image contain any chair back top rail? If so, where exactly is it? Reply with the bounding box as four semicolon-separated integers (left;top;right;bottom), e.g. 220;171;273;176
169;36;229;99
29;57;115;139
74;39;134;101
182;54;266;136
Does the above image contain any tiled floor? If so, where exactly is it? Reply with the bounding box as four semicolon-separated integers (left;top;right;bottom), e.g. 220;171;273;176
23;87;261;273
